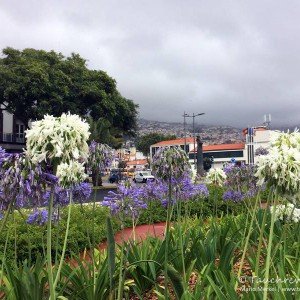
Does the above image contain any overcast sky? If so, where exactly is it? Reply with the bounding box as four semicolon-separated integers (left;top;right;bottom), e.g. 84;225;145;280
1;0;300;127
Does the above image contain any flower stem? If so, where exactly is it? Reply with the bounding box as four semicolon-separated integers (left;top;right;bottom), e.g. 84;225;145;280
235;192;260;291
47;188;55;300
54;191;73;289
263;189;278;300
164;176;172;299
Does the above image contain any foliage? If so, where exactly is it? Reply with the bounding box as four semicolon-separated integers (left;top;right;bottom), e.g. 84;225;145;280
0;47;138;138
87;117;124;148
1;211;299;299
0;205;115;264
136;133;176;156
0;185;250;264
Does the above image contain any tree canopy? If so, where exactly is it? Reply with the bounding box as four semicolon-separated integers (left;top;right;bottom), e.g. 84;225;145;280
0;47;138;143
136;133;176;156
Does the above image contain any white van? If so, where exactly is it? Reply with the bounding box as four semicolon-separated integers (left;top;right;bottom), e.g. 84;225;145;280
133;170;155;183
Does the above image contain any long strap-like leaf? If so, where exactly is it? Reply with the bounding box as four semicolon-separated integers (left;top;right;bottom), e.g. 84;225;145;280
166;264;184;300
106;217;115;298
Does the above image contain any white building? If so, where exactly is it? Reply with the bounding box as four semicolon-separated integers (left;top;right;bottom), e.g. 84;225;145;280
150;126;275;169
244;127;273;164
0;105;26;152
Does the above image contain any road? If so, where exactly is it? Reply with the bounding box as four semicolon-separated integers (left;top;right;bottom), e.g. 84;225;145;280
85;186;117;203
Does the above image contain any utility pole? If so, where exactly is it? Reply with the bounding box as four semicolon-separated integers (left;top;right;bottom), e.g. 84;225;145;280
184;112;205;171
182;112;188;153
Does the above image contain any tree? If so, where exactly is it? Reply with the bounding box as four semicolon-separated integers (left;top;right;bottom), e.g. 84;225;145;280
0;47;138;140
88;117;123;149
136;133;176;156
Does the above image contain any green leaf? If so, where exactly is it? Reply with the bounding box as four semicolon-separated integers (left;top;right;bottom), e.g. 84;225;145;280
166;264;184;300
106;217;116;294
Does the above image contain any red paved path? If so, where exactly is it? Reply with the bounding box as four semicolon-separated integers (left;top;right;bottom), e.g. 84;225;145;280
98;222;166;250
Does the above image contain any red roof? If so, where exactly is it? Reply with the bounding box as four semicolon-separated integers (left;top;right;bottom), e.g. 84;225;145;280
126;159;148;166
191;143;245;153
242;127;267;136
152;137;195;147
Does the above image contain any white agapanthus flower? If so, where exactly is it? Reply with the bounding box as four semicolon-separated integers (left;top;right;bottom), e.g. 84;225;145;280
206;168;227;186
25;113;90;164
56;161;87;188
270;203;300;223
256;129;300;199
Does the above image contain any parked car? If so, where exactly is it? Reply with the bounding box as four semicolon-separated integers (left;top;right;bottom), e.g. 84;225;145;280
108;169;121;183
133;171;155;183
127;168;135;178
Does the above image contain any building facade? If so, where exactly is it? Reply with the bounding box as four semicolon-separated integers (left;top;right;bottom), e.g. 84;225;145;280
150;127;274;169
0;105;26;152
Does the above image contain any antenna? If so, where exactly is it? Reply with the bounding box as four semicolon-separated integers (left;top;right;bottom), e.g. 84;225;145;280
264;114;271;129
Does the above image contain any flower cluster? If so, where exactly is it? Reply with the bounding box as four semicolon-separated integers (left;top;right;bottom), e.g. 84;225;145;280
27;209;59;226
72;182;92;204
206;168;227;186
25;113;90;188
0;145;92;220
256;130;300;198
25;113;90;164
56;161;87;188
223;190;244;203
88;141;114;170
174;174;209;200
152;146;191;181
270;203;300;223
0;153;47;211
42;182;92;207
102;182;147;221
223;163;258;202
255;146;269;156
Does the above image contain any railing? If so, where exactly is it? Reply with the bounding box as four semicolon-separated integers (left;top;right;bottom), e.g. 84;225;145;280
0;133;25;144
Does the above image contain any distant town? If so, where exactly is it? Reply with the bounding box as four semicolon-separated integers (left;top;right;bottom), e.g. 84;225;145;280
138;118;244;145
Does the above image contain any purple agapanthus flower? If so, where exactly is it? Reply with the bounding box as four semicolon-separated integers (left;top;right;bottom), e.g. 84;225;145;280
148;174;209;203
255;147;269;156
43;183;92;206
27;209;59;226
223;190;244;203
102;182;148;220
152;146;191;181
72;182;92;203
88;141;114;170
175;175;209;200
222;163;259;202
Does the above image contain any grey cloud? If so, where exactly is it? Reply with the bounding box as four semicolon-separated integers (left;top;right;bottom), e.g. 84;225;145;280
1;0;300;127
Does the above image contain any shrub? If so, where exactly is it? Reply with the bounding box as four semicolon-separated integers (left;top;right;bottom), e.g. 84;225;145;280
0;205;117;263
0;186;252;263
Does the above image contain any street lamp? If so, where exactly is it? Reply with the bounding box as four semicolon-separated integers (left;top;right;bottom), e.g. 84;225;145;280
183;112;205;166
182;112;189;153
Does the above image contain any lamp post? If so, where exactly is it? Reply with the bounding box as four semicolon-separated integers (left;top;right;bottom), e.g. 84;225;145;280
184;112;205;166
182;112;189;153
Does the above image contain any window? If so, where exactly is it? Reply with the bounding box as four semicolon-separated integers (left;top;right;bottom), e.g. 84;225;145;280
189;150;244;160
204;150;244;159
16;124;25;141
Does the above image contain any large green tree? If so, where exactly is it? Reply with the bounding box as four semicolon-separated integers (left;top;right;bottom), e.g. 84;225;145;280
136;133;176;156
0;47;138;142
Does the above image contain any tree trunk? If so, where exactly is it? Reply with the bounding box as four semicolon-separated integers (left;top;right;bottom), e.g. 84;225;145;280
92;168;102;186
